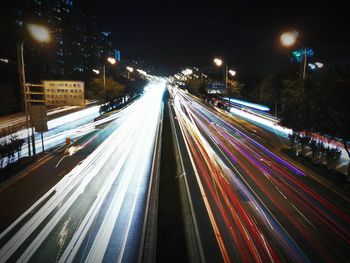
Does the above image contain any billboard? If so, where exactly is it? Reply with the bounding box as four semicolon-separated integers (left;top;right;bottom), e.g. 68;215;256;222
43;80;85;106
291;48;314;62
207;82;225;94
115;50;121;61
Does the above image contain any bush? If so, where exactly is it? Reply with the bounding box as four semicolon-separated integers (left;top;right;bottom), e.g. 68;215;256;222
0;136;25;168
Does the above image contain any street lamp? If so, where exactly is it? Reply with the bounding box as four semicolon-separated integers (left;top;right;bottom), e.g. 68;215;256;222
182;68;193;76
280;30;308;79
27;24;51;43
92;69;100;75
0;58;9;64
18;23;50;157
213;57;229;93
126;66;134;79
315;62;323;68
228;70;236;77
213;58;223;66
103;57;116;101
93;57;116;102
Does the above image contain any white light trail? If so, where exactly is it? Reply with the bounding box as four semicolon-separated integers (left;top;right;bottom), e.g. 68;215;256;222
0;81;165;262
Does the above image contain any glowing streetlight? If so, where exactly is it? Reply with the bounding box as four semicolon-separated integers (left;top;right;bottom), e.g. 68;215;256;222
213;58;237;95
126;66;134;79
107;57;116;65
280;31;298;47
182;68;193;76
0;58;9;64
27;24;50;43
213;58;223;66
280;30;308;79
315;62;323;68
228;70;236;77
92;69;100;75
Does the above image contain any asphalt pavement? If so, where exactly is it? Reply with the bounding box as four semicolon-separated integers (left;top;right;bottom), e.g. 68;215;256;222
169;87;350;262
0;81;165;262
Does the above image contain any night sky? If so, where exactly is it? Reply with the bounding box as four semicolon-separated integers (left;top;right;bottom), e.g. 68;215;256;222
81;0;349;75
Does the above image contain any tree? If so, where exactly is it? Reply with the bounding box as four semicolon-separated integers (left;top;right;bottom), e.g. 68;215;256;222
86;77;125;102
259;71;296;117
185;77;201;94
279;78;309;132
0;135;24;167
278;66;350;179
227;80;243;97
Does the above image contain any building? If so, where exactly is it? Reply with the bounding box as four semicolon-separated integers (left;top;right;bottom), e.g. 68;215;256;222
5;0;117;81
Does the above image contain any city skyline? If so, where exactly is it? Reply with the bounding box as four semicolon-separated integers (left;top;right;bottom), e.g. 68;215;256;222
81;0;350;74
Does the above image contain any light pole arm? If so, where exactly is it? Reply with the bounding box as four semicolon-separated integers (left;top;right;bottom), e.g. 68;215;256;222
18;40;27;94
103;64;106;89
297;42;307;79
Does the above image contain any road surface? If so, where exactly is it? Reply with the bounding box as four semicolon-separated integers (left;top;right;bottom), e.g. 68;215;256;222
0;81;165;262
169;87;350;262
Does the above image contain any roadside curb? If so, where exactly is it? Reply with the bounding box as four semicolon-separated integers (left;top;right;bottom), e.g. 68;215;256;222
168;101;205;263
139;102;164;263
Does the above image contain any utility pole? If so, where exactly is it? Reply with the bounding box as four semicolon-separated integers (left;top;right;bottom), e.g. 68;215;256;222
302;46;307;79
225;65;228;94
17;41;32;157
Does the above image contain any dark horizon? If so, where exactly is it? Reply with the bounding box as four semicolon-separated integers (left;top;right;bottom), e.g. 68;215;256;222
80;0;350;75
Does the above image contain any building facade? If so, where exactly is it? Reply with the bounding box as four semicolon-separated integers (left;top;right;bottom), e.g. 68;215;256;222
6;0;117;81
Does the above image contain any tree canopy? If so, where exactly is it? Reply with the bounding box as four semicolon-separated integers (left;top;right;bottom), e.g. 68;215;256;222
86;77;125;102
259;66;350;157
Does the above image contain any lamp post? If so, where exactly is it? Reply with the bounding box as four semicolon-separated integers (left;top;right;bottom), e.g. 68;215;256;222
213;58;228;91
105;57;116;101
93;57;116;102
126;66;134;80
280;31;308;79
213;58;236;95
18;24;50;157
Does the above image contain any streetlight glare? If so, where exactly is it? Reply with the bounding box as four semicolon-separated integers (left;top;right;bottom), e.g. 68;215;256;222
27;24;50;43
229;70;236;77
137;69;148;76
213;58;223;66
280;31;299;47
107;57;116;65
92;69;100;74
0;58;9;64
315;62;323;68
126;66;134;72
182;68;193;76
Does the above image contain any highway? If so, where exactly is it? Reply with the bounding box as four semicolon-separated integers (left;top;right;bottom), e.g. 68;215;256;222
0;81;165;262
0;101;99;132
0;106;80;131
169;87;350;262
1;104;102;167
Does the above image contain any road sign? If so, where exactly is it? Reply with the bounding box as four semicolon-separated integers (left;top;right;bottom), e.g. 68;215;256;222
115;50;121;61
207;82;225;94
30;104;48;132
43;80;85;106
292;48;314;62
